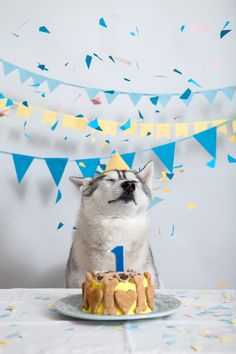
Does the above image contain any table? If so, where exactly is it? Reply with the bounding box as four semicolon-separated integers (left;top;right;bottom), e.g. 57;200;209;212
0;289;236;354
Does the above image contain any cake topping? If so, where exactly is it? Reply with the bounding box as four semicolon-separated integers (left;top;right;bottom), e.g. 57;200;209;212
96;275;103;281
134;274;147;314
119;273;129;281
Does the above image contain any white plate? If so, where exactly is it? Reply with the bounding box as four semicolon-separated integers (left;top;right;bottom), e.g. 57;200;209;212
54;293;181;321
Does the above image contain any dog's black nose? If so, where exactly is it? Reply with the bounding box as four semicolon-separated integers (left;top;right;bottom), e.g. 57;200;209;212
121;181;135;192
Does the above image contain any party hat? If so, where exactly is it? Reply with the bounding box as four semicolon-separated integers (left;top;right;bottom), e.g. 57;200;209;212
105;152;130;172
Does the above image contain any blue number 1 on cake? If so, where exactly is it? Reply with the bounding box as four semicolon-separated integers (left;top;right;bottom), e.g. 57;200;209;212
111;245;124;272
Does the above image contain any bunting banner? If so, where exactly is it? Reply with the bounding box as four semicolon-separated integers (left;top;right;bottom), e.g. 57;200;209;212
0;92;235;139
0;59;235;107
0;118;235;189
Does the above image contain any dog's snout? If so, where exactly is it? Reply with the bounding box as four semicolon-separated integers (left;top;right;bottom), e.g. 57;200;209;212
121;181;136;192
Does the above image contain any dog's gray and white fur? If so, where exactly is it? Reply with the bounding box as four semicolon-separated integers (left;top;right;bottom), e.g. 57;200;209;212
66;161;161;288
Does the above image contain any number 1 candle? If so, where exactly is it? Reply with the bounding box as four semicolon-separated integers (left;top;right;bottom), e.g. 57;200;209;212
111;245;124;272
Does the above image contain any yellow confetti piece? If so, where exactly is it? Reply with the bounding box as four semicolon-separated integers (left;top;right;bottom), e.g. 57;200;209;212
113;326;124;331
91;136;96;143
163;188;171;193
216;281;228;288
176;327;188;333
191;345;202;352
221;337;236;342
229;135;236;142
48;301;56;308
0;339;11;345
188;202;197;210
78;162;85;167
231;319;236;326
224;294;233;302
159;171;168;182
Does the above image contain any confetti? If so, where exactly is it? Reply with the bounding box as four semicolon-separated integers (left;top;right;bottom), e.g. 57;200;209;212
0;340;11;345
91;97;102;105
188;78;201;88
164;188;171;193
108;55;115;63
216;281;228;288
99;17;107;28
39;26;50;34
180;25;185;32
123;77;131;81
188;202;197;210
138;110;144;119
37;63;48;71
220;29;231;38
12;32;19;37
51;120;58;131
5;305;17;313
180;88;192;100
22;101;29;107
171;225;175;237
85;55;92;69
57;222;64;230
228;135;236;142
173;68;182;75
93;53;103;61
130;31;135;36
190;345;202;352
150;96;159;105
55;189;62;204
120;118;131;131
227;154;236;163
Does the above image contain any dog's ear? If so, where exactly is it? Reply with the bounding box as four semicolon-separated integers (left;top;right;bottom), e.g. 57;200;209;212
69;176;91;191
137;160;154;189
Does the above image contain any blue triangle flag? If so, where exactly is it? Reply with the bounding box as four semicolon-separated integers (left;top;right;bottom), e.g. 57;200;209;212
221;86;236;101
45;158;68;186
159;94;171;107
6;98;14;107
194;127;217;158
180;88;192;100
32;73;46;85
104;91;119;104
2;61;17;75
148;196;164;210
12;154;34;183
149;96;159;105
128;93;142;105
87;118;103;131
202;90;218;104
152;142;176;172
120;152;135;169
86;88;99;99
75;158;100;177
227;154;236;163
18;68;32;83
47;79;61;92
119;118;131;131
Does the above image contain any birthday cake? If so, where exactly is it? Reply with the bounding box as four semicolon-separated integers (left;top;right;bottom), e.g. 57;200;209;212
82;270;155;315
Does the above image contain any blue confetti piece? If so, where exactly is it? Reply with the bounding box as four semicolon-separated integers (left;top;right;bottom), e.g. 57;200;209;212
108;55;115;63
85;55;92;69
120;118;131;131
99;17;107;28
155;109;160;113
180;88;192;100
124;323;139;330
227;154;236;163
150;96;159;105
64;137;68;140
93;53;103;61
55;189;62;204
24;132;29;139
223;21;230;29
180;25;185;32
6;333;23;339
57;222;64;230
75;114;84;118
173;164;183;169
51;120;58;131
12;32;19;37
146;132;152;136
173;68;182;75
37;63;48;71
171;225;175;237
73;226;77;230
39;26;50;33
220;29;231;38
22;101;29;107
207;158;216;168
130;31;135;36
138;110;144;119
23;121;27;128
188;78;201;88
124;77;131;81
64;62;69;66
105;139;110;144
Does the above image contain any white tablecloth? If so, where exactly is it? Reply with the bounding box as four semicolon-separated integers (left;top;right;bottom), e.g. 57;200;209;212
0;289;236;354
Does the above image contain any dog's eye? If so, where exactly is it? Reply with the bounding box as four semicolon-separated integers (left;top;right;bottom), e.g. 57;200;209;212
105;179;115;182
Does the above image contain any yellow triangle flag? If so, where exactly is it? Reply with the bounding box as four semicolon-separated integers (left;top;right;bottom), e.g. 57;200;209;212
140;123;154;137
212;119;227;135
62;115;88;130
99;120;118;136
16;103;31;119
193;121;209;133
175;123;188;138
42;110;57;125
105;152;130;172
156;124;170;138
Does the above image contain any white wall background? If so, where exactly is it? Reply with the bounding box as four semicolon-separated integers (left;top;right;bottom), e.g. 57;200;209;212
0;0;235;289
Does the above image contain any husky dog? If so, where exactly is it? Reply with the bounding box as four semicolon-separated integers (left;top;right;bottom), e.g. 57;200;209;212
66;161;161;288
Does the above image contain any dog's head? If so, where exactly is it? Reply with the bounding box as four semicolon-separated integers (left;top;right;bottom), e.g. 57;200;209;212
70;161;153;217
